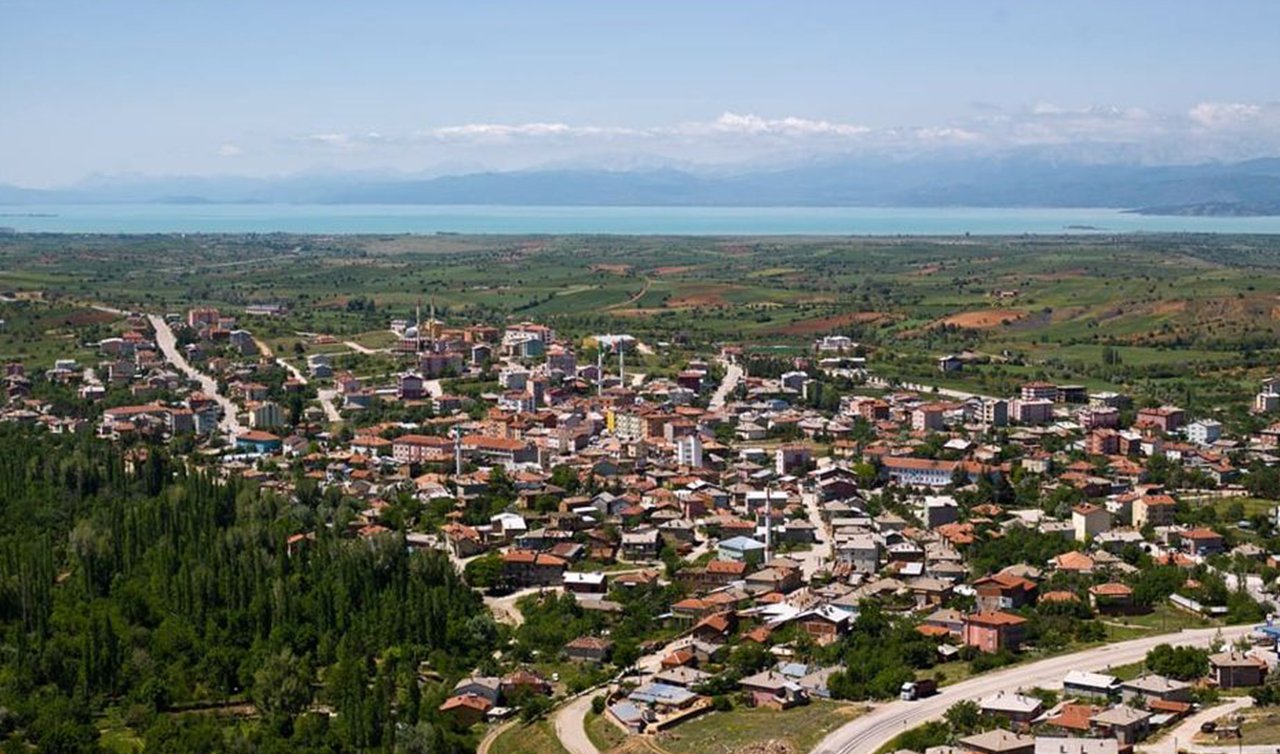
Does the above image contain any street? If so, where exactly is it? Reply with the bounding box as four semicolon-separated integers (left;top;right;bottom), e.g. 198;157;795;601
709;358;744;411
148;314;244;440
811;624;1256;754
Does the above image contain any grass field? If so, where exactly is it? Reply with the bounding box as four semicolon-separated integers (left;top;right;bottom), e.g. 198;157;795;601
652;700;865;754
488;719;570;754
584;710;628;752
1102;603;1215;642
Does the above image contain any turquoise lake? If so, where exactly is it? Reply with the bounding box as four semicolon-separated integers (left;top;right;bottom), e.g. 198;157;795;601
3;204;1280;235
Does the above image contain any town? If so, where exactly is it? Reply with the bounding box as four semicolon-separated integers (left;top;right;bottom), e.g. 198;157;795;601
7;283;1280;754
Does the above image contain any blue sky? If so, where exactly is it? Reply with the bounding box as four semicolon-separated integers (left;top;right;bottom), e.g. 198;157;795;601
2;1;1279;186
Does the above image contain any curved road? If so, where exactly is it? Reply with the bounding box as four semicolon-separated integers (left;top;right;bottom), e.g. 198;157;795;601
811;624;1256;754
554;695;600;754
1139;697;1255;754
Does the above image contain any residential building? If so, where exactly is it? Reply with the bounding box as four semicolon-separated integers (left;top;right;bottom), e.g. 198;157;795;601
719;536;767;565
1186;419;1223;445
963;612;1027;653
1210;652;1267;688
978;691;1042;727
1071;503;1110;542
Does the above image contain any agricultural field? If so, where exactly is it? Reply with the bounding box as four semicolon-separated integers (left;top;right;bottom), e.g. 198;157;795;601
5;232;1280;421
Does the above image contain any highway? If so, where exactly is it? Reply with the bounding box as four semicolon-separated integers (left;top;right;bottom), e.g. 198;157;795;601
811;624;1257;754
148;314;244;440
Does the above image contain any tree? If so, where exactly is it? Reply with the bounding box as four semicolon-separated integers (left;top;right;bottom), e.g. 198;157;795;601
944;700;982;735
252;650;313;733
1145;644;1209;681
464;553;504;590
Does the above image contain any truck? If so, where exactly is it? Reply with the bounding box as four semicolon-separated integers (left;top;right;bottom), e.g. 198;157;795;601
899;679;937;701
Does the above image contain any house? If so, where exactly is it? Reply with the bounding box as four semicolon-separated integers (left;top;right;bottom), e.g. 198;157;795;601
1187;419;1223;445
452;676;502;705
1180;527;1225;557
1072;503;1110;542
438;694;492;727
1033;738;1118;754
564;636;614;664
621;529;661;560
654;666;713;688
719;535;767;564
1210;651;1267;688
796;604;856;646
501;669;552;699
1088;583;1135;614
235;430;282;454
957;730;1035;754
978;691;1043;728
1137;405;1185;433
563;571;608;595
1044;703;1104;736
835;533;880;574
1133;494;1177;528
1121;674;1193;704
1062;670;1120;700
1089;704;1151;745
738;670;809;709
501;551;566;588
963;612;1027;654
972;573;1036;613
923;607;966;636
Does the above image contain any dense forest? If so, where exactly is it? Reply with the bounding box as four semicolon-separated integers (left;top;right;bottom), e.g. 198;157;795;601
0;426;498;753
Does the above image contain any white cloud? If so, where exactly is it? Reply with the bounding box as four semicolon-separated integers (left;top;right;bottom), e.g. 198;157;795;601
1189;102;1263;128
301;132;388;150
217;143;243;157
425;122;639;141
691;112;871;138
288;102;1280;168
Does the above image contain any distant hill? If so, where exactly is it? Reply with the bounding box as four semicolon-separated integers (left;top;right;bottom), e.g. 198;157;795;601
1127;200;1280;216
4;156;1280;213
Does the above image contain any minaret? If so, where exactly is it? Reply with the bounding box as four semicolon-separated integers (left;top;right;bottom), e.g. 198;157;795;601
415;302;423;352
764;492;773;562
429;296;437;346
597;348;603;396
619;347;625;387
454;426;463;477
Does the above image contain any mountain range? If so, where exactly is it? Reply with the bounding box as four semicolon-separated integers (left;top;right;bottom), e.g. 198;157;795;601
3;156;1280;215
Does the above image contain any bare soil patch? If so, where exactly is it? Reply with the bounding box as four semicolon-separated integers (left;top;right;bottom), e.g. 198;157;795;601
937;308;1027;329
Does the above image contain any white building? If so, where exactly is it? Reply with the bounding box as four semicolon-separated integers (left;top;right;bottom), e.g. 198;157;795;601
1186;419;1223;445
676;434;703;468
249;401;285;429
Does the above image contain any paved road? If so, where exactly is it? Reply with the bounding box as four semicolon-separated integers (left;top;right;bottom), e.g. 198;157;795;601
276;357;343;423
864;375;997;402
148;314;244;440
811;625;1257;754
795;491;832;579
1139;697;1255;754
709;359;744;411
553;695;600;754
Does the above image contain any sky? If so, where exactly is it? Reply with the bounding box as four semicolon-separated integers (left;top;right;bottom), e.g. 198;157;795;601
2;1;1279;187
